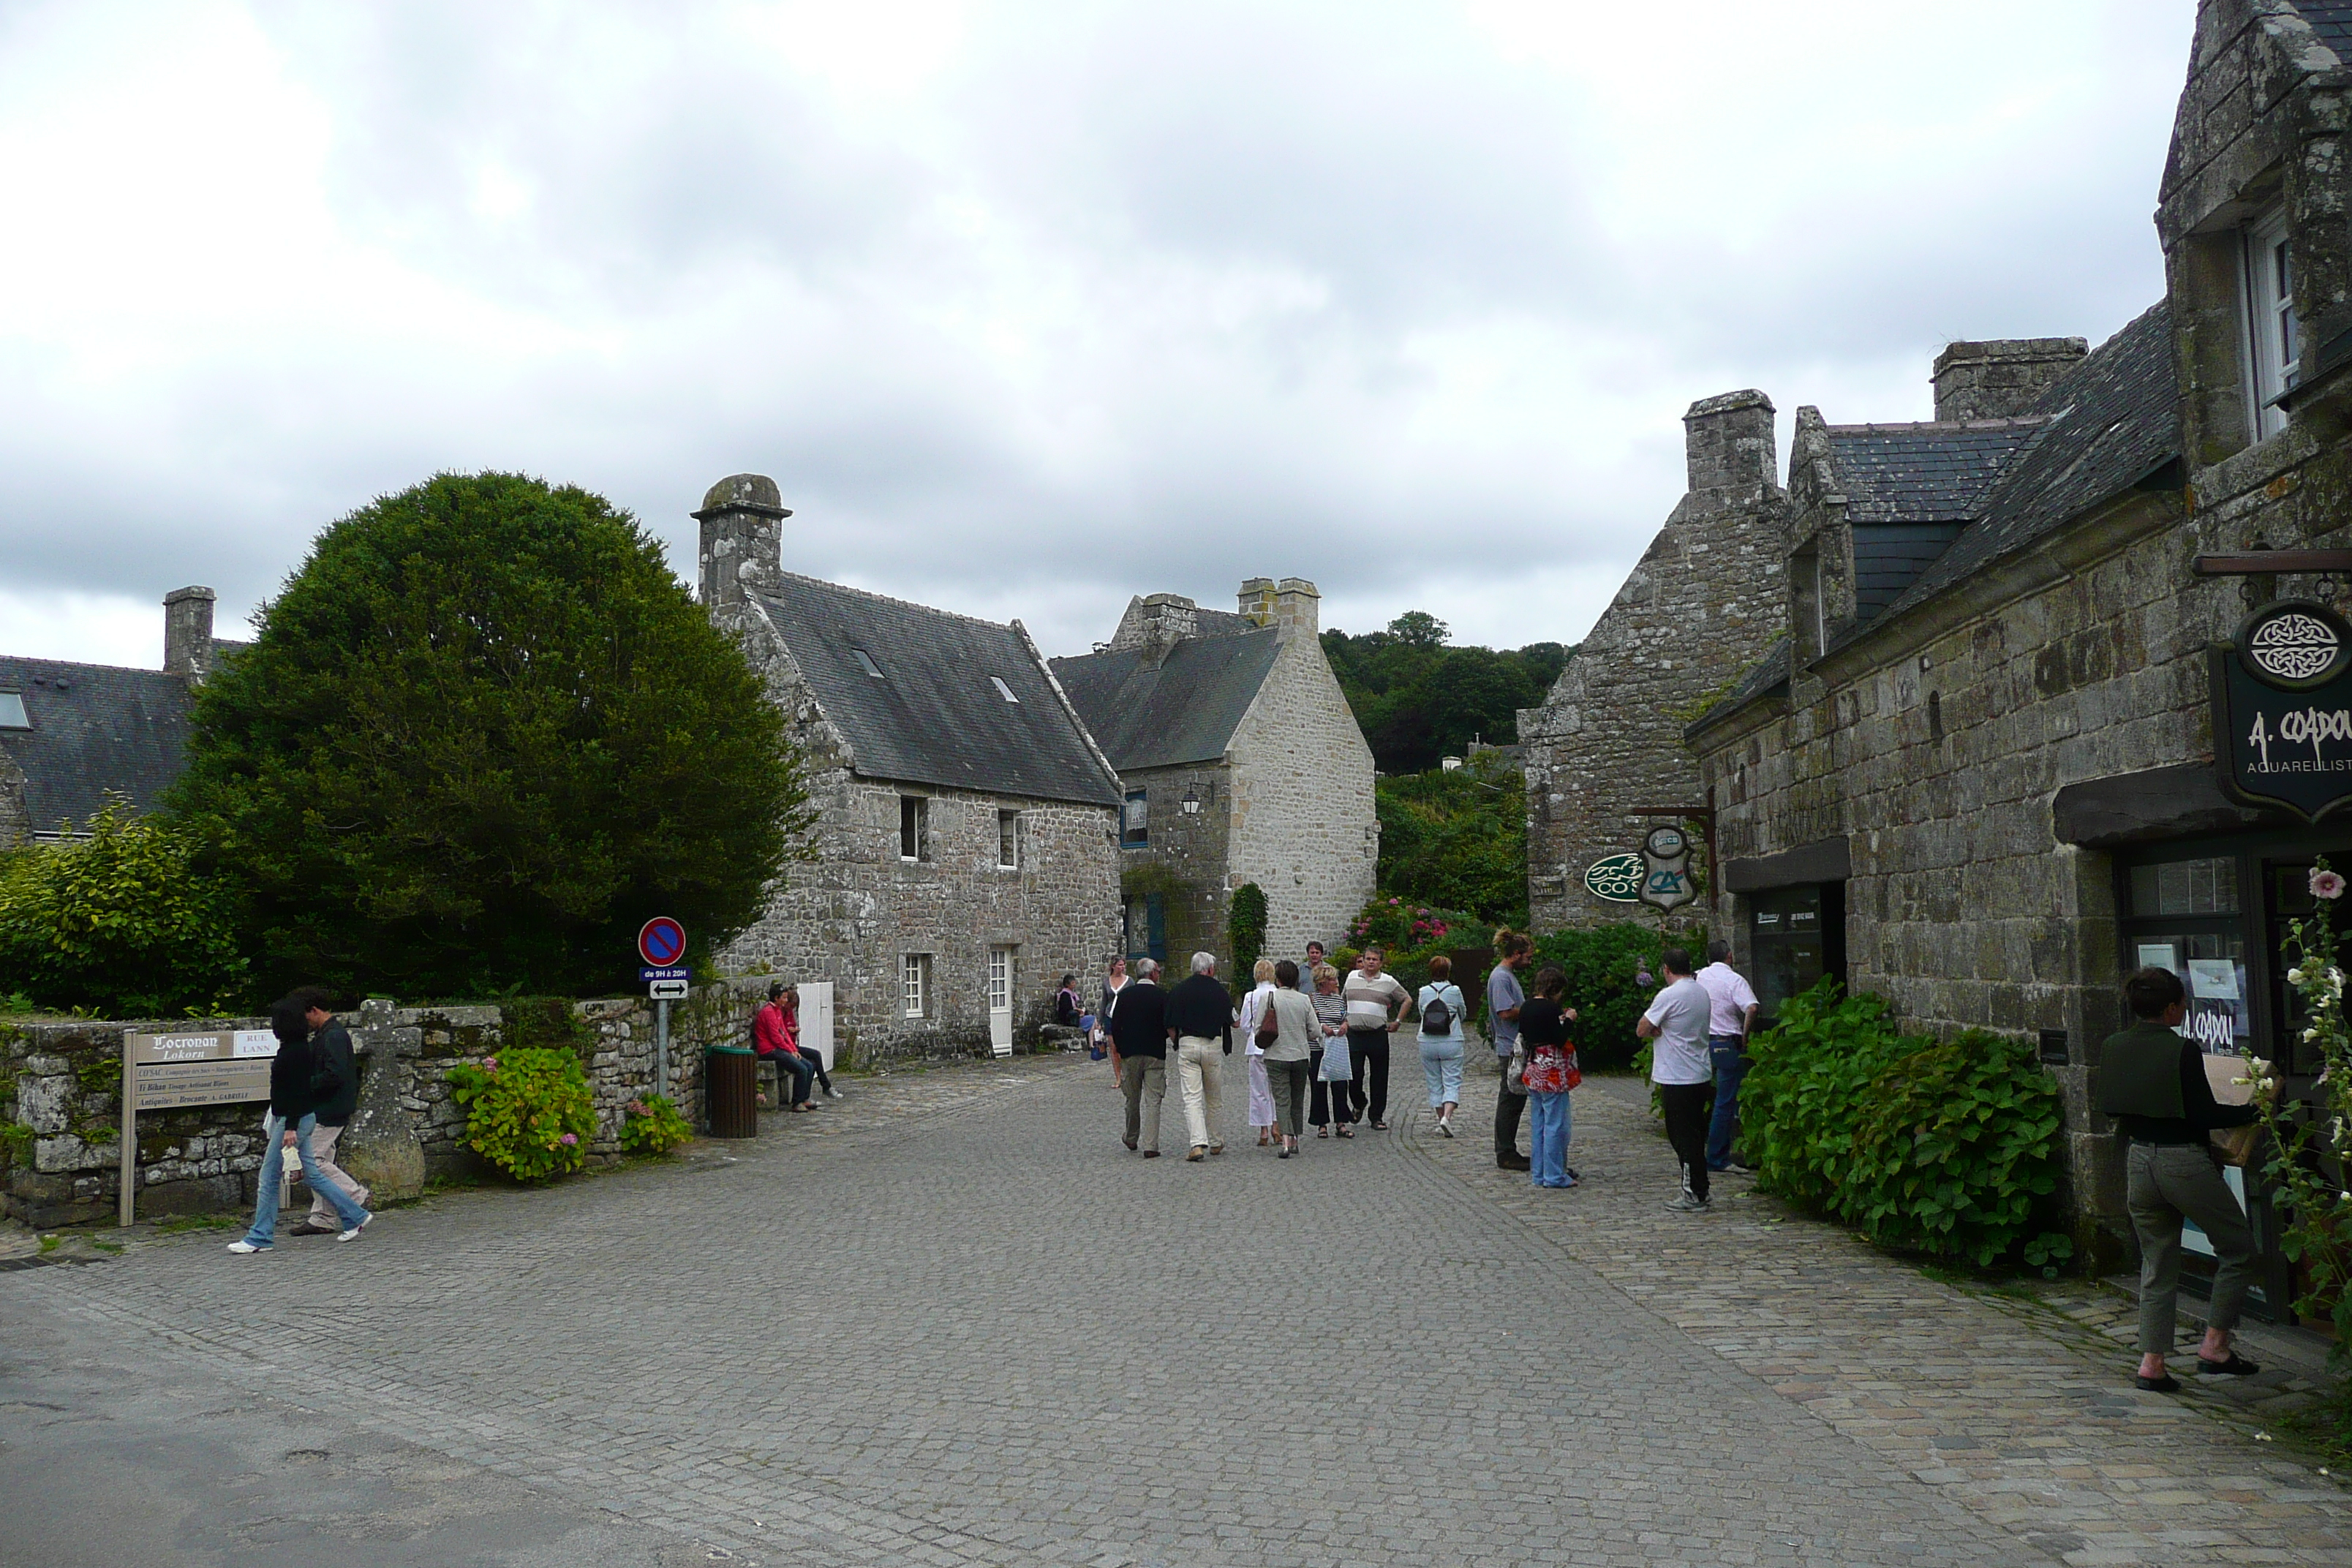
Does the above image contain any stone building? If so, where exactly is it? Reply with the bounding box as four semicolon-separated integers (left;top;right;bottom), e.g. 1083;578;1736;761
1662;0;2352;1289
1051;579;1378;968
0;587;242;845
1518;393;1787;932
695;474;1125;1063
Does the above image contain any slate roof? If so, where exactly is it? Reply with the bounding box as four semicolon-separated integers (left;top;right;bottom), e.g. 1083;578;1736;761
1051;628;1283;772
2287;1;2352;62
1825;421;2042;524
1854;301;2180;638
753;573;1123;807
0;657;195;835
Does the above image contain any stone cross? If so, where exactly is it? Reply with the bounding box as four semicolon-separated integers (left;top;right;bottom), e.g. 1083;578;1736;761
339;997;426;1203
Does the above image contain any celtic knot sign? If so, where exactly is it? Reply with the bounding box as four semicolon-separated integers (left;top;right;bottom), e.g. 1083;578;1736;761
2249;610;2342;682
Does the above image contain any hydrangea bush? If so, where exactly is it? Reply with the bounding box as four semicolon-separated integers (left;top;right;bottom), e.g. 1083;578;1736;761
445;1047;595;1183
619;1093;693;1156
2253;859;2352;1362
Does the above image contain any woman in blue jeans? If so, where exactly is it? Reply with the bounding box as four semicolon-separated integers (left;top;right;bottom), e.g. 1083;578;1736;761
1517;966;1580;1189
229;998;372;1252
1416;954;1467;1137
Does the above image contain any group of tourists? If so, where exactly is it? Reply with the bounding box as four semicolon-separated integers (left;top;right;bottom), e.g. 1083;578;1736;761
1090;930;1765;1210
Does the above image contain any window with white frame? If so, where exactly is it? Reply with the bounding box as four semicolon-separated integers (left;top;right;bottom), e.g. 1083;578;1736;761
1122;788;1147;847
900;795;929;862
998;808;1019;869
902;953;930;1017
2244;206;2299;441
988;947;1012;1012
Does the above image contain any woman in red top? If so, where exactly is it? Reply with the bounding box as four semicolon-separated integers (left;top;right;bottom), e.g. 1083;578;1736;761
783;984;838;1101
754;982;816;1112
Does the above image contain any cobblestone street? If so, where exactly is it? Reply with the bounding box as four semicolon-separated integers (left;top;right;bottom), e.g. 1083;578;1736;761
4;1055;2348;1567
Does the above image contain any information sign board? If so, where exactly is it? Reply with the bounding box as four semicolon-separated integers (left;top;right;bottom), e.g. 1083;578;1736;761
649;978;690;1000
2214;600;2352;823
119;1028;282;1226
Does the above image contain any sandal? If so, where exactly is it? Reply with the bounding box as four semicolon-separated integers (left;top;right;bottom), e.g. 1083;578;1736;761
2133;1373;2180;1392
1316;1126;1328;1139
1337;1126;1353;1139
2197;1353;2261;1376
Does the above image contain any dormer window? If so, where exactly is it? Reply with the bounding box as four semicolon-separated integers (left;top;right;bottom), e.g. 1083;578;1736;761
852;648;884;678
989;676;1019;703
0;692;25;728
2244;206;2299;441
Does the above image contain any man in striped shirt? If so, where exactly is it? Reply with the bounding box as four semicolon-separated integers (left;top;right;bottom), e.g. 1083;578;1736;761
1342;948;1411;1130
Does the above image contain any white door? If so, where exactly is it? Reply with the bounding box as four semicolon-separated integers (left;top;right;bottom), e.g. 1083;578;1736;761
799;981;835;1071
987;948;1014;1058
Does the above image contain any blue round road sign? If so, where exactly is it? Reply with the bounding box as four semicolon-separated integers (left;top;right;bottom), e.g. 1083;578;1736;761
638;917;686;967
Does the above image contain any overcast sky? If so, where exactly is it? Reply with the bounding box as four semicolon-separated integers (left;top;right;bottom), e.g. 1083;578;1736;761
1;1;2193;668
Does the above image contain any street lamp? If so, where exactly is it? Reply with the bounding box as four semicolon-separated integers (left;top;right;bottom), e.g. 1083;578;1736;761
1180;782;1201;815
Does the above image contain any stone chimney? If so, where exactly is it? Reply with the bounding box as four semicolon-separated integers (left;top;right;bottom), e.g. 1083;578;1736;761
1683;391;1777;494
1269;578;1319;639
693;473;792;608
1931;338;2087;421
1109;593;1199;664
163;586;216;679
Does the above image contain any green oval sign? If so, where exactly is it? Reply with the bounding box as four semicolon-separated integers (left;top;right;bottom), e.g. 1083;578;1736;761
1583;852;1644;902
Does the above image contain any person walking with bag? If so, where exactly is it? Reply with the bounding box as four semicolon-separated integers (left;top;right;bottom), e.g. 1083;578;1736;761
284;987;371;1237
2099;965;2264;1391
1417;955;1468;1137
1260;961;1319;1158
1240;959;1280;1147
1518;966;1580;1188
1308;962;1351;1136
227;995;373;1253
1096;956;1131;1072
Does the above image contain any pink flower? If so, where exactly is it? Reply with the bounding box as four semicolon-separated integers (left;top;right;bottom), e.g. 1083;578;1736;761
2313;869;2346;901
1389;897;1400;905
559;1132;578;1146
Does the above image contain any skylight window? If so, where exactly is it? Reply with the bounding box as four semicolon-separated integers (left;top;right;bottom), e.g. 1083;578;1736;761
0;692;26;729
852;649;884;678
990;676;1019;703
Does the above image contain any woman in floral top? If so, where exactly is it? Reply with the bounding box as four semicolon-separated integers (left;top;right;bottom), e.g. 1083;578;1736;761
1518;966;1580;1189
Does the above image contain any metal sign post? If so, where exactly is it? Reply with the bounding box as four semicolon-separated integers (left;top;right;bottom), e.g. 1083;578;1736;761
638;917;688;1104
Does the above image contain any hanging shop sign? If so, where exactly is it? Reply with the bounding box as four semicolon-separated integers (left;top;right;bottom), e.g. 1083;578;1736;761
1637;824;1697;913
1583;852;1644;902
2212;599;2352;823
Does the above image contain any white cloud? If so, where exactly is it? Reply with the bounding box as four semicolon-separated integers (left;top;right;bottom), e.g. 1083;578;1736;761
0;0;2191;668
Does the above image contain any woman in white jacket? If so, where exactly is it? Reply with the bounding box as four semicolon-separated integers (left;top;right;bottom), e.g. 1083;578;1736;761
1238;958;1278;1147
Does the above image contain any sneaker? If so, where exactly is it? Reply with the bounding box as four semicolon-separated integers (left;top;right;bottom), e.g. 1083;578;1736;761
1722;1161;1754;1176
337;1212;373;1243
1438;1117;1455;1139
826;1084;843;1098
226;1240;271;1254
1665;1194;1712;1213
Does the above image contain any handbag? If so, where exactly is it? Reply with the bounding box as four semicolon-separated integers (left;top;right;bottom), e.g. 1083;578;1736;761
1502;1042;1528;1096
1319;1033;1353;1082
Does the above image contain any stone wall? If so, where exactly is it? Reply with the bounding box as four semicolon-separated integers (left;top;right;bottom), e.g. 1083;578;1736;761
1118;758;1235;969
0;984;758;1228
1520;391;1787;932
1223;584;1379;957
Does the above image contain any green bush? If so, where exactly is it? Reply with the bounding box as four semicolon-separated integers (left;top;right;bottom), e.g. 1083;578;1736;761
619;1092;693;1156
1526;922;1703;1072
0;799;249;1017
1373;754;1527;927
1227;883;1268;972
1742;980;2071;1269
445;1047;596;1183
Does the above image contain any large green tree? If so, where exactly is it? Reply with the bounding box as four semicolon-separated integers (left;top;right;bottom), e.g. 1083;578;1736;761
170;472;812;1000
1373;751;1526;928
1322;614;1569;774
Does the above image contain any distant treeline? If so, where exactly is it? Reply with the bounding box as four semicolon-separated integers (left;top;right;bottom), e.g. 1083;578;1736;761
1322;611;1571;776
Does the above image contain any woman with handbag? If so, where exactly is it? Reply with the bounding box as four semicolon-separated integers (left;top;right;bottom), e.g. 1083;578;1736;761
1239;959;1280;1147
1308;963;1354;1137
1518;966;1581;1188
1261;960;1320;1157
1416;954;1469;1137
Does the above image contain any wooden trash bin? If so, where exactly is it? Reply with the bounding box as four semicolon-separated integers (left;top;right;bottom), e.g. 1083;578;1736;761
706;1045;760;1138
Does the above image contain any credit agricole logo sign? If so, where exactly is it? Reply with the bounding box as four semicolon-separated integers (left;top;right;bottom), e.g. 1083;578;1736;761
2215;599;2352;822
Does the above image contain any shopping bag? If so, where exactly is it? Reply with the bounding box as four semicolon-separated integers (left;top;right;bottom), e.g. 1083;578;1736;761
1319;1036;1353;1082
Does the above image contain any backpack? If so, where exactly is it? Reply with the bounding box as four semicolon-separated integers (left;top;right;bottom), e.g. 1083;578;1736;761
1421;984;1455;1034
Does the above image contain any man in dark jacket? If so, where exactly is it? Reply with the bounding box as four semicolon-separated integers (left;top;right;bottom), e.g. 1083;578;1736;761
228;994;372;1253
287;986;372;1236
2098;966;2264;1391
1107;959;1169;1156
1164;952;1236;1161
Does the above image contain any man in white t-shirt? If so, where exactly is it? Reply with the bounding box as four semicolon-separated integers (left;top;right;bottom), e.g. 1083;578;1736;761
1694;940;1761;1175
1637;946;1715;1212
1341;949;1411;1130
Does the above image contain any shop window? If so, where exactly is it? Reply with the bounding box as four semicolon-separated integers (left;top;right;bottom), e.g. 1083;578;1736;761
1749;882;1846;1024
2122;855;2249;1056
